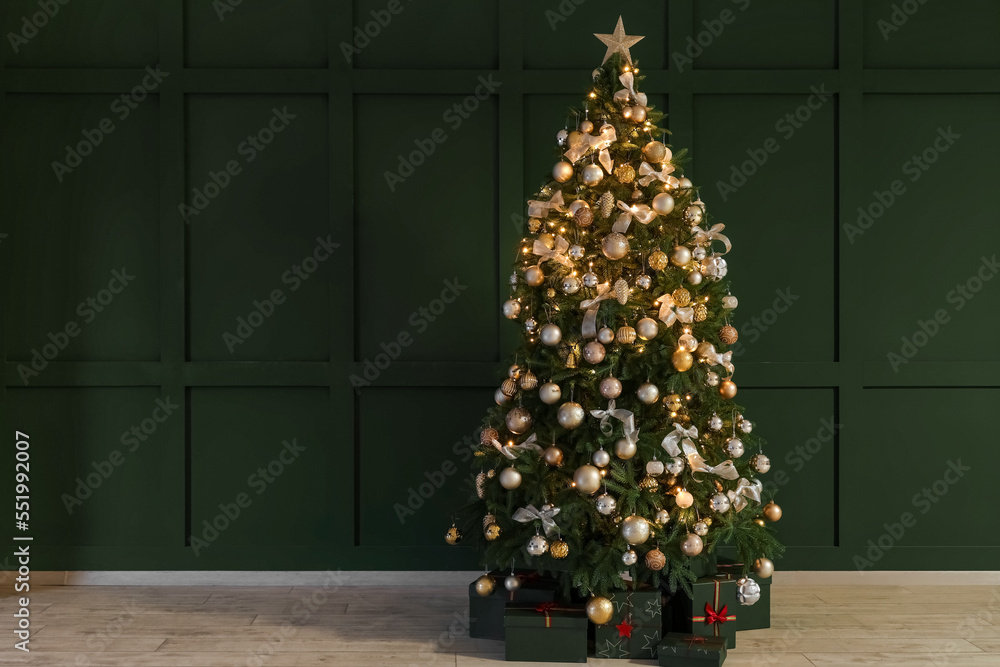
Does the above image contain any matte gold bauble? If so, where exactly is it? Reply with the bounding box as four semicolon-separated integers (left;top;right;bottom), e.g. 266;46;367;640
484;523;501;541
665;393;683;411
621;515;651;545
754;557;774;579
643;141;668;163
678;176;693;189
550;540;569;559
553;161;574;183
580;119;594;133
539;382;561;404
543;445;564;467
557;402;586;429
614;163;636;184
652;192;675;215
670;245;692;267
524;266;544;287
592;448;611;467
681;533;704;556
582;163;604;187
519;370;538;390
574;206;594;227
599;376;622;398
672;349;694;372
583;340;606;364
645;548;666;570
649;250;669;271
475;575;495;596
505;407;532;434
602;232;630;260
539;323;562;346
499;467;522;490
687;271;704;286
445;525;462;545
597;326;616;344
763;502;782;522
616;325;637;345
501;378;518;397
720;325;739;345
586;596;614;625
573;464;602;494
636;317;659;340
615;437;637;459
631;106;647;122
719;380;738;399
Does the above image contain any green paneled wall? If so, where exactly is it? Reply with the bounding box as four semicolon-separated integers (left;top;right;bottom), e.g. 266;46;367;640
1;1;998;572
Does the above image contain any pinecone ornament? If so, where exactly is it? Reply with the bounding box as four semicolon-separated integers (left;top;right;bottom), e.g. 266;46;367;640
598;191;615;218
476;472;487;498
614;278;630;305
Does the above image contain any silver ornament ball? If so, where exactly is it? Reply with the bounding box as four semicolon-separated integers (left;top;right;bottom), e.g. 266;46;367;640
636;317;659;340
637;382;660;405
527;534;549;556
592;448;611;467
562;274;581;295
505;574;521;592
738;577;762;605
655;509;671;525
666;456;685;475
711;493;731;513
740;420;753;434
636;274;652;290
726;437;745;458
706;371;720;387
581;163;604;187
622;550;638;566
597;327;616;344
753;454;771;473
499;467;522;490
582;271;599;288
569;244;585;260
595;494;617;515
525;317;538;333
693;520;709;537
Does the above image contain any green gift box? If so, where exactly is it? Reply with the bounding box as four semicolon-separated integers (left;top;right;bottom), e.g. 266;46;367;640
657;632;727;666
469;572;559;641
675;575;738;648
607;587;665;625
504;605;588;663
717;559;771;630
595;623;662;659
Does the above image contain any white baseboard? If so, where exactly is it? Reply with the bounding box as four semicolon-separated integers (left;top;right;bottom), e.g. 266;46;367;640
23;570;1000;586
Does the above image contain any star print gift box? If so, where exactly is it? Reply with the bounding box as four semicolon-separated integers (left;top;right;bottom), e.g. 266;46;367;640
657;633;727;666
593;587;664;659
503;605;588;662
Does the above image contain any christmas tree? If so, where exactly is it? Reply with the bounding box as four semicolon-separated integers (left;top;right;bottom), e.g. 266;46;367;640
448;17;783;617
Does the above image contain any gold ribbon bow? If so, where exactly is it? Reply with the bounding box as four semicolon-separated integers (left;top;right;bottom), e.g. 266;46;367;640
527;190;566;218
532;234;573;268
613;71;647;107
661;423;699;457
564;123;617;174
699;342;734;374
637;161;675;186
685;441;740;481
579;282;614;338
490;433;544;460
589;399;639;445
513;503;561;536
615;200;657;229
657;295;694;327
727;477;763;512
691;223;732;255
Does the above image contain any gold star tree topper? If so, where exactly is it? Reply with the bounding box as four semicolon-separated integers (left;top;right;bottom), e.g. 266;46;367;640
594;16;645;65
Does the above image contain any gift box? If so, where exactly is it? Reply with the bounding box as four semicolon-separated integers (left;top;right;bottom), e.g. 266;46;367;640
469;571;559;640
593;586;665;658
673;575;738;648
658;632;727;666
717;559;771;630
504;604;588;662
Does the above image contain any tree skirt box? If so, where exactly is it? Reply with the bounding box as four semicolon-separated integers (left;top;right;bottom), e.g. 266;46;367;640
716;560;771;630
469;572;559;641
658;632;727;666
672;575;738;648
504;605;588;663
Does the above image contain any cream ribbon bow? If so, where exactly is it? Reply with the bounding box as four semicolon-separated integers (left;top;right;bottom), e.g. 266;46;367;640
691;223;732;255
490;433;544;460
613;71;647;107
532;234;573;268
727;477;763;512
615;200;657;229
637;161;675;186
579;282;615;338
657;295;694;327
527;190;566;218
513;504;561;536
700;343;734;374
661;423;698;457
564;123;617;174
589;399;639;445
685;440;740;481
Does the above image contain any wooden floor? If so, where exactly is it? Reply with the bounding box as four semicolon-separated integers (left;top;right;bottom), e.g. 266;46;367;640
1;583;999;665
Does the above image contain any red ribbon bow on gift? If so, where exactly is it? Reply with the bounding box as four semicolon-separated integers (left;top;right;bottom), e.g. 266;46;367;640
685;636;708;649
704;602;731;625
690;579;736;637
535;602;558;627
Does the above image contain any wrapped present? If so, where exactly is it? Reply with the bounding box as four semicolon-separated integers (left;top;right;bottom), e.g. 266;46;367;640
717;559;771;630
657;632;727;666
673;575;738;648
469;571;559;640
593;586;665;658
504;604;588;663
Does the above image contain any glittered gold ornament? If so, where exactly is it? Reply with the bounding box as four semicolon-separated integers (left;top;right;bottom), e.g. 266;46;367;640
553;161;573;183
613;278;630;305
445;525;462;545
719;379;738;400
665;394;682;411
586;596;614;625
645;548;666;570
672;287;691;307
693;304;708;321
601;232;630;260
598;191;615;218
720;325;738;345
519;370;538;390
481;427;499;445
574;206;594;227
763;502;782;522
616;325;637;345
672;349;694;372
614;163;636;184
474;575;495;596
550;540;569;559
639;475;659;492
643;141;669;163
501;378;518;397
527;217;542;233
649;250;669;271
484;523;501;541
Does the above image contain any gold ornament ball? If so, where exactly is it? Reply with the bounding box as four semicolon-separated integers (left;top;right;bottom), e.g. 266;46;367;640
597;326;616;344
645;549;667;570
567;130;585;149
621;515;651;545
445;526;462;545
537;232;556;249
678;176;693;189
580;119;594;133
550;540;570;559
484;523;502;541
720;325;739;345
481;427;499;445
719;380;738;400
763;502;783;522
754;557;774;579
543;445;564;467
602;232;630;260
553;161;574;183
524;266;544;287
527;217;542;233
636;317;659;340
755;518;766;527
501;378;518;397
502;298;521;319
631;105;647;122
499;467;522;490
539;382;562;404
693;520;709;537
583;340;606;364
519;370;538;390
506;406;532;434
670;245;692;267
688;270;704;286
486;469;496;478
508;364;521;379
615;437;637;459
539;322;562;346
616;325;637;345
655;509;671;525
614;163;636;184
693;304;708;322
665;393;682;411
681;533;704;556
675;489;694;508
573;464;602;494
678;333;698;352
574;206;594;227
586;596;614;625
639;475;659;492
475;575;495;596
672;287;692;307
494;388;509;405
600;376;622;398
652;192;675;215
582;163;604;187
557;401;586;429
643;141;668;163
622;106;633;120
649;250;669;271
685;204;704;225
672;349;694;372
